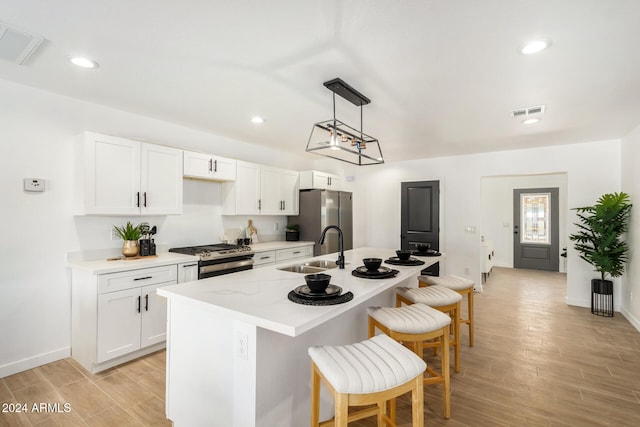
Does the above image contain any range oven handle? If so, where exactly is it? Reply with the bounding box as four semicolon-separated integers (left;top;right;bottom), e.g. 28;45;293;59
199;259;254;275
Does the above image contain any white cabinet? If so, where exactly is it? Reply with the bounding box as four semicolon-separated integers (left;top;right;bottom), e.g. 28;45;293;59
299;170;342;191
177;261;199;283
260;166;299;215
74;131;183;215
481;240;494;283
222;161;299;215
71;263;178;373
183;150;236;181
276;245;313;263
253;250;276;268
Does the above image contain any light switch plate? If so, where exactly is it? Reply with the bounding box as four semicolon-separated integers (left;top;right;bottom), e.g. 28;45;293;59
24;178;45;192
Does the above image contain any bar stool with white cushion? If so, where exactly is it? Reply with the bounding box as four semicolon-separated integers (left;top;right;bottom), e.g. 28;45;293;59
308;333;426;427
418;275;475;346
368;303;453;419
396;285;462;373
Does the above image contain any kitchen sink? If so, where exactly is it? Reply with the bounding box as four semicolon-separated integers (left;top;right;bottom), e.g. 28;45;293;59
277;260;348;274
277;265;327;274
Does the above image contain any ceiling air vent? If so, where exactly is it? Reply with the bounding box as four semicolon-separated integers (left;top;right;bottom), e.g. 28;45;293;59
512;105;545;118
0;22;44;65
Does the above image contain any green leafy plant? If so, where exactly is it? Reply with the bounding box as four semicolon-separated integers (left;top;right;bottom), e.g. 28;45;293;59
286;224;300;232
113;221;144;241
568;192;632;281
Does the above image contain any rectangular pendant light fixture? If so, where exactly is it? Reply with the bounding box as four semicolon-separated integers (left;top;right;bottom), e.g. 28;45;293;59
306;78;384;166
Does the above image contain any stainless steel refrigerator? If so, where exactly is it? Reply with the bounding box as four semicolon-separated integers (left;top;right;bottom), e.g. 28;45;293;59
289;189;353;256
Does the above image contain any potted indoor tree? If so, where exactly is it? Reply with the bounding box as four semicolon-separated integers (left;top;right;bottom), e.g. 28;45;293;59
285;224;300;241
568;192;632;316
113;221;143;257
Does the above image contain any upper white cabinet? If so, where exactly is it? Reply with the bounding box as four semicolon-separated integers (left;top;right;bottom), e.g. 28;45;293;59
299;170;342;191
222;161;299;215
75;132;183;215
183;150;236;181
260;166;299;215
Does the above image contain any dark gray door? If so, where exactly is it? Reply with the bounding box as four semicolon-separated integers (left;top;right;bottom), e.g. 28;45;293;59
401;181;440;275
513;188;559;271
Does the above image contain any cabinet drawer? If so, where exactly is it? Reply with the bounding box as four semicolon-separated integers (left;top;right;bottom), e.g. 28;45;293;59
98;265;177;294
254;251;276;266
276;246;313;262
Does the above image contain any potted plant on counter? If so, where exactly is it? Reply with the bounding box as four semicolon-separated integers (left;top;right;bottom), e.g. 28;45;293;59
113;221;143;257
286;224;300;241
568;192;632;317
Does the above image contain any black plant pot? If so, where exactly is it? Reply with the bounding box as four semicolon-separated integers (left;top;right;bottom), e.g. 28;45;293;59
591;279;613;317
285;231;300;241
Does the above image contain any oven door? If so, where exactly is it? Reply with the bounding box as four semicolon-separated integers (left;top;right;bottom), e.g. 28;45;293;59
199;255;254;279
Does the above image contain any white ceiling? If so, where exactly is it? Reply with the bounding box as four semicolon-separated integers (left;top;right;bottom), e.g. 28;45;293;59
2;0;640;162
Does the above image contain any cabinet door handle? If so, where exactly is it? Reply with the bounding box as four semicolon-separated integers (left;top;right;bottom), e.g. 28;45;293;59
209;159;213;172
260;256;271;260
293;251;301;255
283;200;286;210
143;192;147;207
145;294;149;311
183;263;197;268
134;276;152;281
214;159;218;172
137;296;141;313
136;192;140;207
258;199;261;210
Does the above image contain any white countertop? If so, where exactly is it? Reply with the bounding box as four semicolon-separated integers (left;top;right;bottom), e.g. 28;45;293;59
157;247;443;337
249;241;314;252
67;252;199;274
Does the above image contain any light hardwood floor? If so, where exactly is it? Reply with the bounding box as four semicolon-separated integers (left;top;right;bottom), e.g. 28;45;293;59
2;267;640;426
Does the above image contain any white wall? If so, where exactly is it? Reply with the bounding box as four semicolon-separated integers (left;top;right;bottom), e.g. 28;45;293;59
481;173;568;271
336;140;622;311
0;79;312;376
621;123;640;331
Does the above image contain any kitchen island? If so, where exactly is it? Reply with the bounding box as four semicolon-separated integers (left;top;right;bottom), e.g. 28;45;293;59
157;247;443;427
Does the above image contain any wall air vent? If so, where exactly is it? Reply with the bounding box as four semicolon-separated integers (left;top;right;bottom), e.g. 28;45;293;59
512;105;545;118
0;22;44;65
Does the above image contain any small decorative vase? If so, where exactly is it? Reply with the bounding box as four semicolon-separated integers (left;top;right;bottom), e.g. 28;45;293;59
122;240;139;257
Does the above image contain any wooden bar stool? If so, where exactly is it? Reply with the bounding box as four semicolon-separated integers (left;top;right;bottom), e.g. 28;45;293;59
418;275;475;346
396;285;462;373
368;303;453;419
308;334;426;427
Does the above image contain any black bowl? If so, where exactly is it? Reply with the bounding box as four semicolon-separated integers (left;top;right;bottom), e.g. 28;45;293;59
396;250;412;261
416;243;431;253
363;258;382;271
304;273;331;293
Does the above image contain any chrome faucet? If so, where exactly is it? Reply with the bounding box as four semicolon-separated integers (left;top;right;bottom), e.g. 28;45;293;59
318;225;345;269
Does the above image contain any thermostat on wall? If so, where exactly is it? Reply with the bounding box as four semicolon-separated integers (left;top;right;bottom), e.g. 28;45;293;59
24;178;46;192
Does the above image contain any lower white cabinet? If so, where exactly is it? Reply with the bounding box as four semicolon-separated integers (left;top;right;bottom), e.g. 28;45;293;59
253;250;276;268
177;262;199;283
276;245;313;263
72;264;178;373
97;283;167;363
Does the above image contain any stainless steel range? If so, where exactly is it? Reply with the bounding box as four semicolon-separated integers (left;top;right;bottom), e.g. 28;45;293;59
169;244;254;279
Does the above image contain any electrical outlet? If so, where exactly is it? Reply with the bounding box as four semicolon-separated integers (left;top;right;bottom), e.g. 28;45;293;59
274;222;279;231
111;228;120;241
464;267;470;275
236;332;248;360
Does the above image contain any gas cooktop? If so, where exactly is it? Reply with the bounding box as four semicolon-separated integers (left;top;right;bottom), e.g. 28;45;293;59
169;243;253;261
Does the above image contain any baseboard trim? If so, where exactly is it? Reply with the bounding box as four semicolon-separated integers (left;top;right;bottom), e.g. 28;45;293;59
0;347;70;378
621;308;640;333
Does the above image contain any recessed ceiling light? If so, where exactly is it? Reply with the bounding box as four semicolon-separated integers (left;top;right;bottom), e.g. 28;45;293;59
520;39;550;55
70;57;98;68
522;118;541;125
251;116;264;124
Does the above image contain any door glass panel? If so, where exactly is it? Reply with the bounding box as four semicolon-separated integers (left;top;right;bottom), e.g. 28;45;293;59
520;193;550;244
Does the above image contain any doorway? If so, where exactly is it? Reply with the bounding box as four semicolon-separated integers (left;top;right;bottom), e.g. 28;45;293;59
401;180;440;275
513;187;560;271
